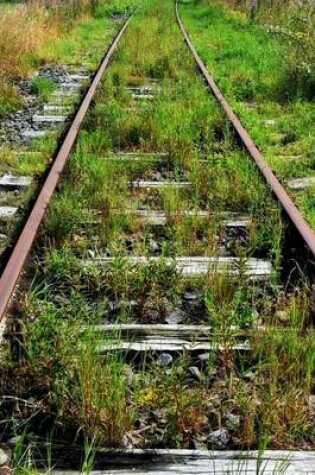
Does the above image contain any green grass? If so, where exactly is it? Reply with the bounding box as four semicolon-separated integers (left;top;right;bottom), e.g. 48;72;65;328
40;16;119;69
30;77;56;102
0;0;138;119
179;0;315;228
0;79;21;117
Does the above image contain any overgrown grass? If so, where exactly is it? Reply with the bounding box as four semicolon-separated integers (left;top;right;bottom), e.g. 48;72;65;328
30;77;56;102
180;0;315;229
1;0;315;464
0;0;138;262
0;0;137;118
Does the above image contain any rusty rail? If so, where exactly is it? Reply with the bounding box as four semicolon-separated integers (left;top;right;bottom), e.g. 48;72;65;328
175;0;315;261
0;14;133;322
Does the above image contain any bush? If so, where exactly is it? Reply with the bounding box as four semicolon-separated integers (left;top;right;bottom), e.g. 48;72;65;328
267;5;315;99
219;0;315;100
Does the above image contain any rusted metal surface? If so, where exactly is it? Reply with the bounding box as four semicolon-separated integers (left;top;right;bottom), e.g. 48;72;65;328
175;0;315;261
0;15;132;323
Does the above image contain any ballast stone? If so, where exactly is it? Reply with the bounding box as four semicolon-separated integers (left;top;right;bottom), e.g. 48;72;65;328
157;353;173;367
95;255;272;279
0;449;8;466
21;130;47;139
209;428;230;447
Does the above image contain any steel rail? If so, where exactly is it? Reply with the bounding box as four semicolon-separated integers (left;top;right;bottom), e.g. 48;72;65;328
175;0;315;261
0;14;134;323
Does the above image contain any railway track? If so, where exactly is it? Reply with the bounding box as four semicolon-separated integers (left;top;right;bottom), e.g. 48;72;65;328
1;0;315;473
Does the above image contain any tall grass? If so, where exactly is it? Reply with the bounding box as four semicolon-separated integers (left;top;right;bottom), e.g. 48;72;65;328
0;1;97;77
2;0;314;459
0;0;116;117
216;0;315;99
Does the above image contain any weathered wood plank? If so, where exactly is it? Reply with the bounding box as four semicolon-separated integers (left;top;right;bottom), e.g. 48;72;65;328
99;340;249;352
132;93;155;100
44;449;315;474
114;152;169;156
95;323;250;353
128;209;251;227
93;256;272;279
130;180;191;188
59;83;81;89
53;90;80;98
287;176;315;190
91;323;224;335
32;115;67;123
98;152;168;161
20;130;47;139
43;105;72;113
95;324;250;353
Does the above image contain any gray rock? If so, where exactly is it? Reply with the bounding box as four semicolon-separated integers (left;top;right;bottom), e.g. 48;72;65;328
148;238;159;253
189;366;202;381
226;413;241;431
165;310;184;324
54;294;71;306
209;428;230;446
146;309;159;322
124;366;134;386
275;310;289;323
157;353;173;367
0;449;8;466
198;352;210;362
183;291;201;301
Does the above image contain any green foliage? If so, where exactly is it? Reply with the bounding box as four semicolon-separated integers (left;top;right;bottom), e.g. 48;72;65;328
94;0;136;18
30;77;56;102
269;6;315;100
0;77;21;118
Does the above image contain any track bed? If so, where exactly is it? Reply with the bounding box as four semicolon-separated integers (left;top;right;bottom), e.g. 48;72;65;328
1;0;315;473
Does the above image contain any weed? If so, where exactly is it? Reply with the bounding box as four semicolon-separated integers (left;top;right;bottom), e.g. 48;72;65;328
30;77;56;102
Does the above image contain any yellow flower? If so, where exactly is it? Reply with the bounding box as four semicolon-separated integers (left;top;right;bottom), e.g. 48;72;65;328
137;388;156;405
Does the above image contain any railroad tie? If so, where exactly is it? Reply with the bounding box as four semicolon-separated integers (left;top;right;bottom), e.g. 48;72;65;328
93;255;272;279
91;324;250;353
287;176;315;190
0;174;32;188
